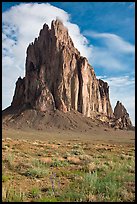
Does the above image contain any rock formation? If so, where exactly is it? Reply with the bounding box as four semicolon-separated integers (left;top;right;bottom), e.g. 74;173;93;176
113;101;132;129
11;19;113;119
8;19;134;130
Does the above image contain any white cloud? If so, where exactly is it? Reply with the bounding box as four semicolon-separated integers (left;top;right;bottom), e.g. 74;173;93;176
97;75;135;125
90;46;127;71
84;30;135;71
2;3;92;110
86;31;135;53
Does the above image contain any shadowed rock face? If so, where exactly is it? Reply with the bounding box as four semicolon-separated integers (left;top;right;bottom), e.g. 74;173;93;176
11;19;114;118
113;101;132;129
11;77;25;107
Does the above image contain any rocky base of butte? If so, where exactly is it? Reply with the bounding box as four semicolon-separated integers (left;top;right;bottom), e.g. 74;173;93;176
2;19;133;130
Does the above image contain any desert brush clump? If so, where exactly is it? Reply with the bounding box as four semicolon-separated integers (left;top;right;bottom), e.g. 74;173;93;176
21;158;50;178
23;167;49;178
50;158;69;167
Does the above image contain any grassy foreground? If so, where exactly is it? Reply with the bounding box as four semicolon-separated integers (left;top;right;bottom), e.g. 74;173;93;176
2;137;135;202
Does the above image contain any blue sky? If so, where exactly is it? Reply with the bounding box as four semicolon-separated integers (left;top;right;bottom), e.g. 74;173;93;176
2;2;135;124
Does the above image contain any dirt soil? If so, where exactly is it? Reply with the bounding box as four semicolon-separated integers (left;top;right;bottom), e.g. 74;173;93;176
2;107;135;144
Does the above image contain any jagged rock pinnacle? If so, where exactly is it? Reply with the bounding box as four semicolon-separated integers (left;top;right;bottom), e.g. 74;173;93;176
11;20;115;120
113;101;132;129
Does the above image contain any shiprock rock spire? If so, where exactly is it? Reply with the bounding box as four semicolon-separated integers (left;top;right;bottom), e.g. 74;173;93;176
11;19;113;119
5;19;133;130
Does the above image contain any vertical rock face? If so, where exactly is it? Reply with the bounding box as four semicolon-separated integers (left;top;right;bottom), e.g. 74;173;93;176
114;101;132;129
11;19;113;118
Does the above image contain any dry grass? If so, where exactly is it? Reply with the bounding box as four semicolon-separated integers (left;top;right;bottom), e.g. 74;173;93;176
2;129;135;202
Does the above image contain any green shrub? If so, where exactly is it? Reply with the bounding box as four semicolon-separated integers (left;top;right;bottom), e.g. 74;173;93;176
29;187;41;199
2;174;13;182
24;167;49;178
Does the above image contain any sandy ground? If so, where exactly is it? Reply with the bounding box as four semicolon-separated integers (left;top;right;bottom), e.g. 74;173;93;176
2;126;135;145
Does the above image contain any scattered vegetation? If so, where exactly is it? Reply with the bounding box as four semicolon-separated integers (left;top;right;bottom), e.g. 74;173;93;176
2;138;135;202
2;186;26;202
50;158;69;167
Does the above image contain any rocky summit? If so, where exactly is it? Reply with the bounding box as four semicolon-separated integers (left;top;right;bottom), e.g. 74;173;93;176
3;19;133;130
11;19;113;118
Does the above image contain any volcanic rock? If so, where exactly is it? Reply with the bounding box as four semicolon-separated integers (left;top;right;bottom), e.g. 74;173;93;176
11;19;113;118
3;19;133;130
113;101;132;129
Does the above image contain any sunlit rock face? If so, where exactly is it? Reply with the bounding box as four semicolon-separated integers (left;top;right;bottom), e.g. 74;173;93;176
11;19;113;118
